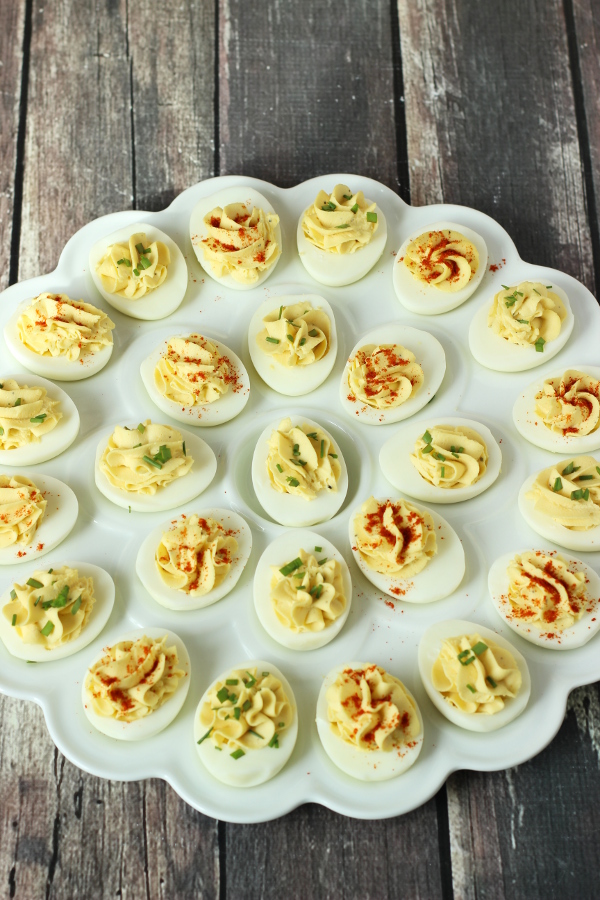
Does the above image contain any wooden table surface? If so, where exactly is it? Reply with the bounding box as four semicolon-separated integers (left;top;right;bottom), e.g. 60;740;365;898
1;1;600;897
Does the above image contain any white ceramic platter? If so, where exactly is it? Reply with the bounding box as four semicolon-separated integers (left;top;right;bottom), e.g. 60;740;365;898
0;174;598;824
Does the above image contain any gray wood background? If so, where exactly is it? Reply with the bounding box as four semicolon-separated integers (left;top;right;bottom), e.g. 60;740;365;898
1;1;600;897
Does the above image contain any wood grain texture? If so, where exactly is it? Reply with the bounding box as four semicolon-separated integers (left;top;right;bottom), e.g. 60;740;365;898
0;0;26;290
218;0;400;190
397;0;600;897
225;802;445;900
397;0;595;290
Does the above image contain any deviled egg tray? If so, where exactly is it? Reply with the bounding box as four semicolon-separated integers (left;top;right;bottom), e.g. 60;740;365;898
0;173;599;824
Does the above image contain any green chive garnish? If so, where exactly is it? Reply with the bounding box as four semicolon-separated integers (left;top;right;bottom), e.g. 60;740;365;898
329;453;338;458
10;589;16;600
486;676;498;688
247;730;264;739
40;621;54;637
286;477;299;487
351;203;359;213
280;557;303;576
233;707;241;720
286;334;294;342
216;686;230;703
27;578;43;589
143;455;162;468
133;268;140;276
308;329;318;337
553;477;563;492
266;336;280;344
268;734;279;748
276;463;283;473
30;414;47;424
422;445;433;454
315;546;322;552
306;432;318;439
441;466;445;478
577;474;594;481
137;422;145;433
422;430;432;444
242;699;252;712
571;489;588;501
245;672;257;688
226;679;239;685
546;285;552;289
366;211;377;223
320;439;325;458
433;452;446;461
71;596;82;615
562;462;579;476
318;558;327;566
197;727;213;745
262;672;269;677
321;201;336;211
466;683;476;694
182;441;186;456
230;749;245;759
335;224;350;229
14;398;22;407
116;258;131;266
11;614;16;626
343;194;352;200
472;641;488;656
535;337;545;352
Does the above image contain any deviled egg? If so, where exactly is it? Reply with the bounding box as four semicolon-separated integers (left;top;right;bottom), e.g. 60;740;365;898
0;474;78;566
89;223;188;321
379;417;502;504
82;628;190;741
316;662;423;781
94;419;217;513
4;293;115;381
418;619;531;732
194;661;298;787
136;508;252;611
339;324;446;426
518;456;600;551
251;415;348;527
140;333;250;426
513;366;600;453
190;186;282;290
253;530;352;651
393;221;488;315
0;561;114;662
349;496;465;603
0;374;79;466
297;183;387;286
489;549;600;649
247;293;337;396
469;281;574;372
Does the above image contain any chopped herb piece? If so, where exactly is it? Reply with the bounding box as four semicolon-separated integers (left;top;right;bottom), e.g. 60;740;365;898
116;257;131;266
266;336;280;344
466;683;476;694
433;452;446;461
230;748;245;759
48;569;53;573
52;585;69;607
242;699;252;712
321;201;337;211
299;338;306;346
351;203;359;213
452;452;459;459
278;305;283;319
329;452;338;458
182;441;186;456
27;578;43;589
135;243;145;254
546;285;552;289
553;477;563;492
233;707;241;720
441;466;445;478
501;284;509;289
535;337;545;352
30;414;47;424
320;439;325;458
247;730;264;739
143;454;162;468
10;589;16;600
11;614;16;626
286;477;300;487
472;641;488;656
310;584;323;599
132;444;141;449
228;692;237;703
343;194;352;200
280;557;303;576
533;288;540;295
216;686;230;703
14;398;22;407
197;727;213;745
71;596;82;615
268;733;279;748
570;489;587;501
562;462;579;476
335;223;350;229
286;334;294;342
0;428;3;436
577;474;594;480
583;489;590;501
278;722;285;728
457;649;475;666
318;558;327;565
138;255;151;270
366;211;377;223
40;621;54;637
262;672;269;677
423;430;432;444
422;445;433;454
34;596;41;606
226;679;239;685
245;671;257;687
133;268;140;276
458;447;464;453
504;293;518;307
315;546;322;552
306;432;318;439
154;445;172;464
137;422;145;433
486;676;498;688
308;329;319;337
276;463;283;473
516;319;529;324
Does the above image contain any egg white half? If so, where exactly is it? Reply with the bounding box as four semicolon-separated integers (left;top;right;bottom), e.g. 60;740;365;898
251;415;348;527
194;659;298;787
247;292;338;397
468;284;574;373
512;365;600;453
189;186;282;291
253;530;352;651
0;474;78;566
379;416;502;504
88;222;188;321
94;423;217;513
488;550;600;650
315;661;424;781
393;220;488;315
518;471;600;552
140;333;250;426
136;508;252;611
418;618;531;733
297;205;387;287
348;498;465;603
0;561;115;662
339;324;446;426
0;374;80;467
4;299;114;382
81;627;191;741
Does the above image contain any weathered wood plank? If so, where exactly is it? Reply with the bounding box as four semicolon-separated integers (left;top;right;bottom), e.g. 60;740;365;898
218;0;400;191
1;1;220;898
225;801;445;900
397;0;600;896
129;0;216;211
0;0;26;290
